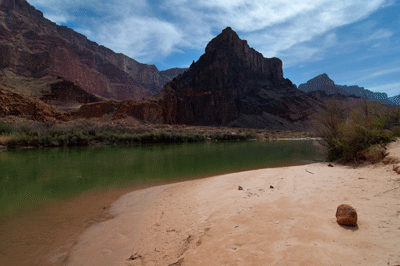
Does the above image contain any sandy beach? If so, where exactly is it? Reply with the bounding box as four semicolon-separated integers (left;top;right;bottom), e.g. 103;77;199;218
67;140;400;266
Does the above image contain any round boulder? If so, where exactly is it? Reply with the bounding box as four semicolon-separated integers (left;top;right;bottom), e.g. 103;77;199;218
336;204;357;226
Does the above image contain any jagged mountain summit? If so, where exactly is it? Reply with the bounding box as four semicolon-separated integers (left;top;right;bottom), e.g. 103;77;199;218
160;27;322;128
0;0;184;101
298;73;337;93
298;73;395;105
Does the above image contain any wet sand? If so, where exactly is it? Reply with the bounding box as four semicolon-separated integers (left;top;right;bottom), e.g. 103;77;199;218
0;183;160;266
67;141;400;266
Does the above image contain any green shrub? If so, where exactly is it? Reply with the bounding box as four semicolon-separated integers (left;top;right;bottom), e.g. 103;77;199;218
391;126;400;137
312;98;395;162
0;122;13;135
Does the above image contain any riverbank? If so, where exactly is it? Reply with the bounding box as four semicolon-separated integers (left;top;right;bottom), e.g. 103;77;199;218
67;140;400;266
0;118;312;150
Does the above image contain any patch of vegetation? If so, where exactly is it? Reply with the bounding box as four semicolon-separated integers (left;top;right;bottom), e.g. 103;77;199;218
0;121;278;149
311;98;399;162
0;122;13;135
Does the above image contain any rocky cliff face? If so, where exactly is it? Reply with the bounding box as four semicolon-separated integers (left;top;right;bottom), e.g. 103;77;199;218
161;27;321;128
298;73;394;105
0;0;180;100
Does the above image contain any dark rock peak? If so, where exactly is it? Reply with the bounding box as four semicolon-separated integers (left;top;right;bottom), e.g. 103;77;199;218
161;27;321;128
315;73;335;84
205;27;241;53
298;73;335;92
204;27;283;81
318;73;329;78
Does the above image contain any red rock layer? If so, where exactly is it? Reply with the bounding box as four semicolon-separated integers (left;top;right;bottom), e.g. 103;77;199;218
0;0;185;100
0;84;69;122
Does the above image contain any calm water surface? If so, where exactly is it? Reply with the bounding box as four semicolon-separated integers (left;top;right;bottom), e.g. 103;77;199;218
0;140;325;216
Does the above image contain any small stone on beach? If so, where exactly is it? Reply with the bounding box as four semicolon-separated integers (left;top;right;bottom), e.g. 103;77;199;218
336;204;358;226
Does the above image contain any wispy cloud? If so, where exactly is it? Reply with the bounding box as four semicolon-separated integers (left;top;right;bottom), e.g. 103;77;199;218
370;67;400;78
366;29;393;41
27;0;393;64
277;32;338;67
342;65;400;85
88;17;183;62
42;13;69;24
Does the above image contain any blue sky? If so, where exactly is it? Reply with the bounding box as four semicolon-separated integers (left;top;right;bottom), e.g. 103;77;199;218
28;0;400;97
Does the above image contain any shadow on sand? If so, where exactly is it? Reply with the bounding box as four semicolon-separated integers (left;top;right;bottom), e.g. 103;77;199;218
339;224;359;231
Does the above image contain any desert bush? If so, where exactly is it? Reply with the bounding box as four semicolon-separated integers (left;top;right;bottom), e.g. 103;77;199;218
0;122;13;135
312;98;395;162
391;126;400;137
311;97;346;155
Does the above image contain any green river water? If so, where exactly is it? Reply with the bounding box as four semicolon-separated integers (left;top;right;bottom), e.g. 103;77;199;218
0;140;325;217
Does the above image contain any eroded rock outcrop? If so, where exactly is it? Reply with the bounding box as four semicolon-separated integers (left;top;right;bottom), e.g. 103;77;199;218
42;79;102;104
0;84;69;122
71;97;163;123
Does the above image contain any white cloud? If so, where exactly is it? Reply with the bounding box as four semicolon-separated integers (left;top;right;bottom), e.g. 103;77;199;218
249;1;387;57
87;16;183;62
43;13;69;24
193;0;317;32
26;0;393;65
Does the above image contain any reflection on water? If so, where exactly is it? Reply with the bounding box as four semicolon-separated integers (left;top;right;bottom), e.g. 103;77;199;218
0;140;325;216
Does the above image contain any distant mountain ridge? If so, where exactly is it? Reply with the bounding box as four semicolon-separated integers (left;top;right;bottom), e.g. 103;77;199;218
389;95;400;106
160;68;188;79
298;73;397;105
0;0;184;101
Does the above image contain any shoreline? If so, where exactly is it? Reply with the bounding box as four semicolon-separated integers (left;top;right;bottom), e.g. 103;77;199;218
0;158;322;266
0;119;313;150
66;140;400;266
